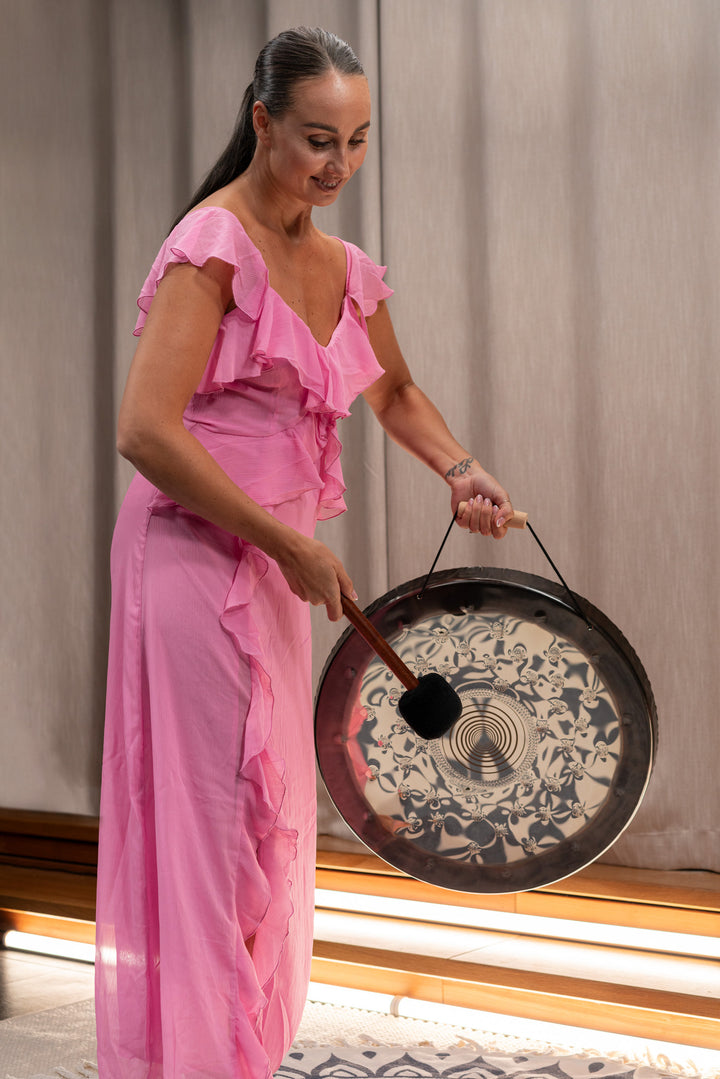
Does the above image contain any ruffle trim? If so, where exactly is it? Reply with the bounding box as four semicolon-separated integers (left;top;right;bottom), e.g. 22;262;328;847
315;418;347;521
133;207;390;417
135;207;268;327
219;545;298;1018
344;240;394;320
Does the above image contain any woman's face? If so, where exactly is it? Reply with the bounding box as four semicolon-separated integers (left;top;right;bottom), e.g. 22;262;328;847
256;71;371;206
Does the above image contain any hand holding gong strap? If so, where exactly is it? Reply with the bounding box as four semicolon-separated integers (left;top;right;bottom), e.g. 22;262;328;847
456;504;528;528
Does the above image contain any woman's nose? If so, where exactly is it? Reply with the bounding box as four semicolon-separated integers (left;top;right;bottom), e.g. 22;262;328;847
327;146;349;177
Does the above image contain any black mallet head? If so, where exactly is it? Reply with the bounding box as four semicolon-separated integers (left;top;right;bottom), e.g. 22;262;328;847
398;673;463;740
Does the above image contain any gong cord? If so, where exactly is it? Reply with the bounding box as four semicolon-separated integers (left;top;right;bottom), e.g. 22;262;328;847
418;512;592;630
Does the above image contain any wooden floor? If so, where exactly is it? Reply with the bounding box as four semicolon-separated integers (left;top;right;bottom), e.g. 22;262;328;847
1;841;719;1049
0;948;94;1020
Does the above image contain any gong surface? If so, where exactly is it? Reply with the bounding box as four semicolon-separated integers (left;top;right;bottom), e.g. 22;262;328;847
315;567;656;893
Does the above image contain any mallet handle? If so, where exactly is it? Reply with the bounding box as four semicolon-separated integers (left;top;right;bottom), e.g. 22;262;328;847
340;594;419;692
456;504;528;529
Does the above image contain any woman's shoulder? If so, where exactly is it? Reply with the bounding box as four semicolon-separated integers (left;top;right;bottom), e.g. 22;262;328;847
166;205;259;265
135;207;268;334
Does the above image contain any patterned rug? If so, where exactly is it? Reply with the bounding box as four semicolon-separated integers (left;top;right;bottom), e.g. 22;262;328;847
0;998;715;1079
279;1044;690;1079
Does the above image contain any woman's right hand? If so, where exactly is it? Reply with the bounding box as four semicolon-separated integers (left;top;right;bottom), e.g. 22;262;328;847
274;533;355;622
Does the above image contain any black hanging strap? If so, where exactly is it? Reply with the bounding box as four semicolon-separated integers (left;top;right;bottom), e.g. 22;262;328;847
526;521;591;628
418;512;592;630
416;512;459;599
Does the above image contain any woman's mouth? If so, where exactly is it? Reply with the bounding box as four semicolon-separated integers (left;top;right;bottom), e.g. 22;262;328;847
312;176;342;192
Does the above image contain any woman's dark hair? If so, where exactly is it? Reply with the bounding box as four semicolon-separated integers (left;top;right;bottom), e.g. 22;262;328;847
171;26;364;230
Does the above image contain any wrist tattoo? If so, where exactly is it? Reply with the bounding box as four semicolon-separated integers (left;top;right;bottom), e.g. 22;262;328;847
445;456;474;479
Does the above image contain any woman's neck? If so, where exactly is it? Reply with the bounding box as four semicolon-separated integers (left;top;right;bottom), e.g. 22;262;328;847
229;166;315;242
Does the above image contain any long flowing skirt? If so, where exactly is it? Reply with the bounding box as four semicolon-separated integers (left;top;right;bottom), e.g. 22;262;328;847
95;475;318;1078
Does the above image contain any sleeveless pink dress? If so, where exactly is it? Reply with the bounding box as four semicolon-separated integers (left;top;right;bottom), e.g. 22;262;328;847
95;207;391;1079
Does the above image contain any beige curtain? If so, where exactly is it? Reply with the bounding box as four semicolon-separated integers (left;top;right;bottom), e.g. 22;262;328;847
2;0;718;872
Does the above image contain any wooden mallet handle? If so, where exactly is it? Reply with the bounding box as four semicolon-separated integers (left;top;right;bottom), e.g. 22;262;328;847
456;504;528;529
340;594;418;692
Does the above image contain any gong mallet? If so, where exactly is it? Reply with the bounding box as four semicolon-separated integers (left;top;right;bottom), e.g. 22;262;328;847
340;593;461;740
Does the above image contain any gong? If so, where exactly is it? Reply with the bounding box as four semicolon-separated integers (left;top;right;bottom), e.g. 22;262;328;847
314;566;656;893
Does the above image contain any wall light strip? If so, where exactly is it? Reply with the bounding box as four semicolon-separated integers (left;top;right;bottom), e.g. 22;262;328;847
314;887;720;959
3;930;95;964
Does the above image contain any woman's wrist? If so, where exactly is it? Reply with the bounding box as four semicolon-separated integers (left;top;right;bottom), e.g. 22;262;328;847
443;455;484;486
252;516;304;564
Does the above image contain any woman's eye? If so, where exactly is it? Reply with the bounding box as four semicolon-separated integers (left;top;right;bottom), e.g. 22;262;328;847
308;137;367;150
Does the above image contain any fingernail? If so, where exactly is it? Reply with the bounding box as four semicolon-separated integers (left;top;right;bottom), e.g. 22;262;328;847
496;517;505;528
351;590;358;601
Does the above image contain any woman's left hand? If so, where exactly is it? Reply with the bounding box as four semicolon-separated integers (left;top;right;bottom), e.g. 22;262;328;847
449;463;513;538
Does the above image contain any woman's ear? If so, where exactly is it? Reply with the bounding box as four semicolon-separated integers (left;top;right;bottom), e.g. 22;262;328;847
252;101;272;145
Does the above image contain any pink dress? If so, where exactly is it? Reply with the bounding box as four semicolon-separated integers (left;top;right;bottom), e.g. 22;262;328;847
95;207;391;1079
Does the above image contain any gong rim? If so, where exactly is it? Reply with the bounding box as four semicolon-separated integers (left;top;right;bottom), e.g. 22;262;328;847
314;566;657;894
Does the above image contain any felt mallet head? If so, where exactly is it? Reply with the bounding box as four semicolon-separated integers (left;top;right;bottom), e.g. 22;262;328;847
398;673;463;740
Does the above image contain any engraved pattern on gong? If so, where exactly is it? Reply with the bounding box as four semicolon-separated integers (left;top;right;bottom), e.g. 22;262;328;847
433;688;539;791
347;608;621;864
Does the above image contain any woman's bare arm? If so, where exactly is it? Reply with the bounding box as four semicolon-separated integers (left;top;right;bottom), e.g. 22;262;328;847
362;300;513;537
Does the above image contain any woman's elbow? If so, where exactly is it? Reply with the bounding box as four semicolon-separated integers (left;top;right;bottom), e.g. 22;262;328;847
366;375;411;411
116;412;158;466
116;427;140;465
116;393;189;472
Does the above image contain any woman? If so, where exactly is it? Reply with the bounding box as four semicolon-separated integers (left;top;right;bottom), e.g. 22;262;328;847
95;26;513;1079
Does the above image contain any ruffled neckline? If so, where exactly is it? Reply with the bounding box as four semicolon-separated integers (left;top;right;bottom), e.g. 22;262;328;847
185;206;350;352
134;206;391;417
